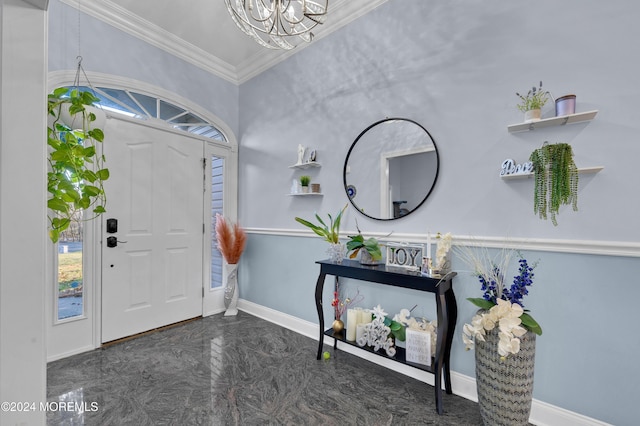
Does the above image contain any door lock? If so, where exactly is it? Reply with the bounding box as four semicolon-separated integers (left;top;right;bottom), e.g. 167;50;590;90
106;218;118;233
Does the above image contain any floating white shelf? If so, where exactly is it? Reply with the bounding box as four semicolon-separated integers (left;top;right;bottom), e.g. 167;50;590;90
507;110;598;133
288;192;323;196
289;162;322;169
501;166;604;180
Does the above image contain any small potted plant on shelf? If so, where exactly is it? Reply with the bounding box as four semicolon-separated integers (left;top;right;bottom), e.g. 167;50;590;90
299;175;311;193
516;81;549;123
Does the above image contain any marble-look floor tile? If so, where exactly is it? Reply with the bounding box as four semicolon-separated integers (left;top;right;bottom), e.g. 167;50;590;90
47;311;483;425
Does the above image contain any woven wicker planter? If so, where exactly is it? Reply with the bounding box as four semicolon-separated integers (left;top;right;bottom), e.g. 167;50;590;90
475;328;536;426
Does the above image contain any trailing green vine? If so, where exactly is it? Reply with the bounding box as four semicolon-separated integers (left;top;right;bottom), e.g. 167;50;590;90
47;87;109;243
529;142;578;226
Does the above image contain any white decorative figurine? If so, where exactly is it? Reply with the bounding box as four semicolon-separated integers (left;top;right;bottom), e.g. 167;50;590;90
297;144;306;165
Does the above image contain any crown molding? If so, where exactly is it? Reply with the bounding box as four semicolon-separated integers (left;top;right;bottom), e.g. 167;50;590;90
27;0;49;9
59;0;389;85
235;0;390;83
59;0;239;84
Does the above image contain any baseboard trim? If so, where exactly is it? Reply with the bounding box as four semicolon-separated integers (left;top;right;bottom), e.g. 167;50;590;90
238;299;612;426
47;345;96;363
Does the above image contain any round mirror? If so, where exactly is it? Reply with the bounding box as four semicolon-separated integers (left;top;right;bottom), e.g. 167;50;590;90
343;118;439;220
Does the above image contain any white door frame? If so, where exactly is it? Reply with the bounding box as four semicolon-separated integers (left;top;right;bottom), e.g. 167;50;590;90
203;141;238;316
380;145;435;219
46;73;238;360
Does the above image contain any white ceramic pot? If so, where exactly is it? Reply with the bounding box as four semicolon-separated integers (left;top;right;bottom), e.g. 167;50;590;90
223;263;239;316
524;109;541;123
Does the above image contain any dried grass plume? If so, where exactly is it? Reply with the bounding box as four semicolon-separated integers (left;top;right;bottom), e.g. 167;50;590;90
215;214;246;264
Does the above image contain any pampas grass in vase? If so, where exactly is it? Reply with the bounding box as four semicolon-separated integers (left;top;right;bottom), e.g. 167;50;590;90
215;214;246;315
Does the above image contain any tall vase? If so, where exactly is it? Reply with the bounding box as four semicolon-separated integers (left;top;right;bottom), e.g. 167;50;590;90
223;263;239;316
475;328;536;426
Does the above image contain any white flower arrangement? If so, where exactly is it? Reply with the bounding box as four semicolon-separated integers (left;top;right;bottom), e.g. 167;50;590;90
435;232;452;270
394;308;437;357
462;298;527;358
357;305;438;358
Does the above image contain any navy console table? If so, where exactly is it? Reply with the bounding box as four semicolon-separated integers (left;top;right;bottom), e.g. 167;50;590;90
314;259;457;414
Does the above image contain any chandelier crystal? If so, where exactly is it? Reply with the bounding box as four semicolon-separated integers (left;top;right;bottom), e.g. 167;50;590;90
224;0;329;50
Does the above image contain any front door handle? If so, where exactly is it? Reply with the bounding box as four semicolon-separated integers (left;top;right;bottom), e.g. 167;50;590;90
106;236;127;248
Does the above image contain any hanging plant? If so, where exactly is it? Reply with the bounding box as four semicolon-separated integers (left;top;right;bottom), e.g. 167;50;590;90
47;87;109;243
529;142;578;226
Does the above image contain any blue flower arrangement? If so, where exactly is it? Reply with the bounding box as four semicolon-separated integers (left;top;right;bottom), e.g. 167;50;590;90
479;257;536;309
457;247;542;357
455;246;543;338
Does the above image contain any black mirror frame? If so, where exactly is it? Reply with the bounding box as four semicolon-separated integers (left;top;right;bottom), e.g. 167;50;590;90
343;117;440;221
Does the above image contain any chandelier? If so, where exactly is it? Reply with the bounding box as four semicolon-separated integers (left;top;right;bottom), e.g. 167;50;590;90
224;0;329;50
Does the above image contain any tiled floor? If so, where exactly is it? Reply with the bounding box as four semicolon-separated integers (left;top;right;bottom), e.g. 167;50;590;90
47;311;483;425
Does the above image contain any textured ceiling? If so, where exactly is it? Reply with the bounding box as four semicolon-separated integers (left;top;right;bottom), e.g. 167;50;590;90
62;0;388;84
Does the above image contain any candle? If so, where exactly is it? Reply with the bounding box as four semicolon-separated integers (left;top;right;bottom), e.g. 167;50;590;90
426;231;431;260
359;309;372;324
346;309;358;341
354;307;363;323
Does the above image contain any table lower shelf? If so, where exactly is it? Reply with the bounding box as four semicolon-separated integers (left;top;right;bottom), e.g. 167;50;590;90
325;328;437;374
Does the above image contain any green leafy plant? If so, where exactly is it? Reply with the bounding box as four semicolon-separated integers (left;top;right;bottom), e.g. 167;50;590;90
346;222;383;261
516;81;549;112
346;233;382;261
295;204;347;244
529;142;578;226
299;175;311;187
47;87;109;243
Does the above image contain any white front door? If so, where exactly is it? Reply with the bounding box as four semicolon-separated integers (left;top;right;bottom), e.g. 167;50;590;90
101;117;204;343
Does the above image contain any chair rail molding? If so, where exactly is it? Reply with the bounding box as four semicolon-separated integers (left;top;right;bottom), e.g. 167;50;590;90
245;228;640;258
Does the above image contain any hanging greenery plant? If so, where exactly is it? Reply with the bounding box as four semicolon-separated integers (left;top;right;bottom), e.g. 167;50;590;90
47;87;109;243
529;142;578;226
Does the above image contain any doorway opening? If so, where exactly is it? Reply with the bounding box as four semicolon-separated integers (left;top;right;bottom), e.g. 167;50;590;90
46;76;238;361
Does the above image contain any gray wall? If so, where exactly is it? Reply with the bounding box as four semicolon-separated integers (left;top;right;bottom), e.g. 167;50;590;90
238;1;640;425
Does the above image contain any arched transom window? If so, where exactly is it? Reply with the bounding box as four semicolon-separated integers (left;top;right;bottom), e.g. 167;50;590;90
69;86;227;142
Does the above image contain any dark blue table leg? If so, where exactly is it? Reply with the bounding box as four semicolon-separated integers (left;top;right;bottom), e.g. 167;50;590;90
444;287;457;395
315;272;326;360
434;291;449;414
